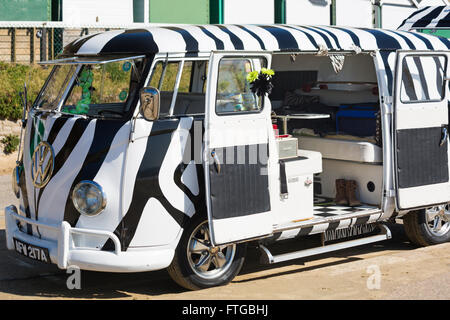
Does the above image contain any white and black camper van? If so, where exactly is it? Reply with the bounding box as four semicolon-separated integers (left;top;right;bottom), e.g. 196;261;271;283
4;24;450;290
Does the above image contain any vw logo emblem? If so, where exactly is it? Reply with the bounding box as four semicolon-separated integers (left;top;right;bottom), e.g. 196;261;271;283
31;141;54;189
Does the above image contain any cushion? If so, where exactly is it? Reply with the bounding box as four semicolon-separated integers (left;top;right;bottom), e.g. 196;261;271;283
297;136;382;163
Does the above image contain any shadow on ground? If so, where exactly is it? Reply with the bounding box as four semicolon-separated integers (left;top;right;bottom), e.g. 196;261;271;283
0;222;417;299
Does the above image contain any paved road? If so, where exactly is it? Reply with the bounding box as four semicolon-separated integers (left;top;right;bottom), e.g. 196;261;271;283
1;174;450;300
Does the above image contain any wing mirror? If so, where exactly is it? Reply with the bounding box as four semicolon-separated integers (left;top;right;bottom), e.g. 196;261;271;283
139;87;160;121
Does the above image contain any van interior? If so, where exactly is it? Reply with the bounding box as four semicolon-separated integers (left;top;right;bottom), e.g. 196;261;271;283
150;53;383;210
270;53;382;208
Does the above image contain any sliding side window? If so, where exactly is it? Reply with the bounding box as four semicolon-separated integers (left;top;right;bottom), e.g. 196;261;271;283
149;60;180;117
148;60;208;117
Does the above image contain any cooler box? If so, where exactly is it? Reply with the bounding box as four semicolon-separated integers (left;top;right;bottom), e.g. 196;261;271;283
336;103;378;137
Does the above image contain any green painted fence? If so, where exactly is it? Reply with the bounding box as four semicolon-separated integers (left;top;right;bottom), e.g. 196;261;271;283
149;0;209;24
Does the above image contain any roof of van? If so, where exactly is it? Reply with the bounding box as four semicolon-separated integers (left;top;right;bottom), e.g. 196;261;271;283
398;6;450;31
62;24;450;56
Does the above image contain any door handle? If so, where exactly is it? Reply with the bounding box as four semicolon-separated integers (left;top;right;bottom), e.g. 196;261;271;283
440;127;448;147
211;150;221;174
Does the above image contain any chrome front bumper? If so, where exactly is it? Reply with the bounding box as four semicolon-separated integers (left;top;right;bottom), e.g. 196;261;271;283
4;205;175;272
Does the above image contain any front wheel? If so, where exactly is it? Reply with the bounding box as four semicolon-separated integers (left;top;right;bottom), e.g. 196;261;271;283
403;205;450;246
167;215;247;290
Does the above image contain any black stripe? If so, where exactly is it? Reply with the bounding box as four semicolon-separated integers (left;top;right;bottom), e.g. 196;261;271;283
436;11;450;28
412;6;446;28
28;117;36;159
62;33;99;55
314;26;343;49
260;25;299;51
391;31;416;50
298;226;313;236
413;56;430;100
433;35;450;49
63;119;126;227
45;119;90;185
361;29;401;96
101;29;158;54
362;28;402;50
402;58;418;101
103;119;187;252
326;221;340;231
299;26;335;49
380;50;395;96
216;26;244;50
163;27;199;54
236;25;266;50
35;118;91;221
46;117;68;145
433;56;444;95
354;216;370;226
330;26;361;48
198;26;224;50
173;119;205;216
398;6;431;29
283;25;319;49
409;32;434;49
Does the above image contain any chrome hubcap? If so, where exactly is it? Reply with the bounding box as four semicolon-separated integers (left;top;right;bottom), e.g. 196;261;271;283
187;221;236;279
425;205;450;236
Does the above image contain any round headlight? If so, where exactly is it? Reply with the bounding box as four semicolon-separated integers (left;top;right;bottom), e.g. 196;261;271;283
72;181;106;217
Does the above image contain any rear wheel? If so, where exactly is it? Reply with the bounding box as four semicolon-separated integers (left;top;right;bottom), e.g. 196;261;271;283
167;214;247;290
403;205;450;246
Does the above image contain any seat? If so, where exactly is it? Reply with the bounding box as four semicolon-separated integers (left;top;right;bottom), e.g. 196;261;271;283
297;136;382;163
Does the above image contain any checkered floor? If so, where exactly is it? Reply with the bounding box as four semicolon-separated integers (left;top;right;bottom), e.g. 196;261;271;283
313;196;379;217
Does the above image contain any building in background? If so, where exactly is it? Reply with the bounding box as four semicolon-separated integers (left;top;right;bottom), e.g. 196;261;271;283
0;0;448;27
0;0;448;63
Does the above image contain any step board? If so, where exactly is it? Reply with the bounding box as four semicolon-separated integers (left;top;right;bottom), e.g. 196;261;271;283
260;224;392;264
273;200;383;237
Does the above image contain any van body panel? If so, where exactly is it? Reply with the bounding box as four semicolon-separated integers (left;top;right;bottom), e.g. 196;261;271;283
20;110;130;248
204;52;275;245
393;50;450;210
5;24;450;276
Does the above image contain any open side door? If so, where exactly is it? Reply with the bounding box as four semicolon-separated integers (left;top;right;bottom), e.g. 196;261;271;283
204;52;273;245
394;51;450;210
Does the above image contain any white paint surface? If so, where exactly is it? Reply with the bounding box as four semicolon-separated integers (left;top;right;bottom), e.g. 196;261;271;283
223;0;274;24
336;0;372;28
286;0;330;25
63;0;134;25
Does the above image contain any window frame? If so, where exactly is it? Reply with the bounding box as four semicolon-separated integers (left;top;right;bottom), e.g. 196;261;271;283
147;56;210;117
399;53;448;105
56;57;146;117
214;56;267;117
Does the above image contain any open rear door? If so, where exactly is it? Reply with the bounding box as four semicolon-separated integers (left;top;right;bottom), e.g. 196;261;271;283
394;51;450;210
204;52;273;245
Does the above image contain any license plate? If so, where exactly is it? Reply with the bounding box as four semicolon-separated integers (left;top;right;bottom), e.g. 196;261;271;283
13;238;50;264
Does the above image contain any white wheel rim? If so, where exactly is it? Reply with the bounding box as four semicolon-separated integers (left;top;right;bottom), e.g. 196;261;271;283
187;221;236;280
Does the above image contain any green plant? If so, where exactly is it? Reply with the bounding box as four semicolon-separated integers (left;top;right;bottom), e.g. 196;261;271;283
0;62;51;121
1;134;20;154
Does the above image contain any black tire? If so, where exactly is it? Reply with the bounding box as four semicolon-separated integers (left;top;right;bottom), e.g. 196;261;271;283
167;214;247;290
403;207;450;247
